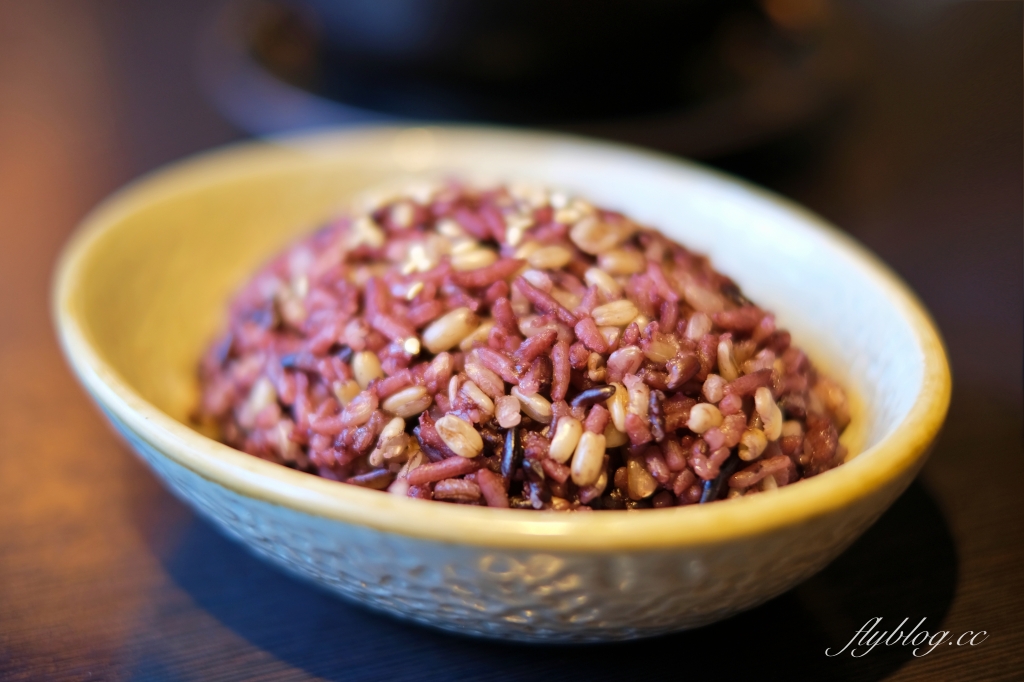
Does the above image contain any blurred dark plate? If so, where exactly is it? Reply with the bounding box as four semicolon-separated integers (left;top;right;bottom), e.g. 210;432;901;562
197;0;863;159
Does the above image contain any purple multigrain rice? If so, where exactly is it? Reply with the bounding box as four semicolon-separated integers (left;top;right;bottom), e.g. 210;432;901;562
197;181;851;508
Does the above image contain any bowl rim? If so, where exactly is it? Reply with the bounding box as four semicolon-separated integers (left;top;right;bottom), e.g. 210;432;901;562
52;125;951;551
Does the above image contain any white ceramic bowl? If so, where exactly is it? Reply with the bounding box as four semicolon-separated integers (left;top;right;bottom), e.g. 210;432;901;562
53;127;950;642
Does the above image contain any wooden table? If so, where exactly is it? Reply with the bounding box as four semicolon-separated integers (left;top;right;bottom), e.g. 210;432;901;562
1;2;1020;680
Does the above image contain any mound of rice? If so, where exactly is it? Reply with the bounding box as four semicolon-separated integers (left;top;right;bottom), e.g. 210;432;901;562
197;181;850;510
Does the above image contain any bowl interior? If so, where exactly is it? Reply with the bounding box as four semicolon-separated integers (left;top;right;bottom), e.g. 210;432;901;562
55;127;948;546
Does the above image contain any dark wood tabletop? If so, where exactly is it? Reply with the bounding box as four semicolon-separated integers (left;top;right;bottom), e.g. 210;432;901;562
1;2;1020;680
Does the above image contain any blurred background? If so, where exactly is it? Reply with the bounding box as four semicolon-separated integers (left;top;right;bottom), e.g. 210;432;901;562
0;1;1020;680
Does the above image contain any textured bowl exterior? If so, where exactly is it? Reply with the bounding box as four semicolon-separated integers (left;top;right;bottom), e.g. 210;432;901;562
109;408;913;642
54;126;950;641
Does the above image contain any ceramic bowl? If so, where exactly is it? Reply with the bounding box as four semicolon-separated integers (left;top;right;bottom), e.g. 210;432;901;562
53;127;950;642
